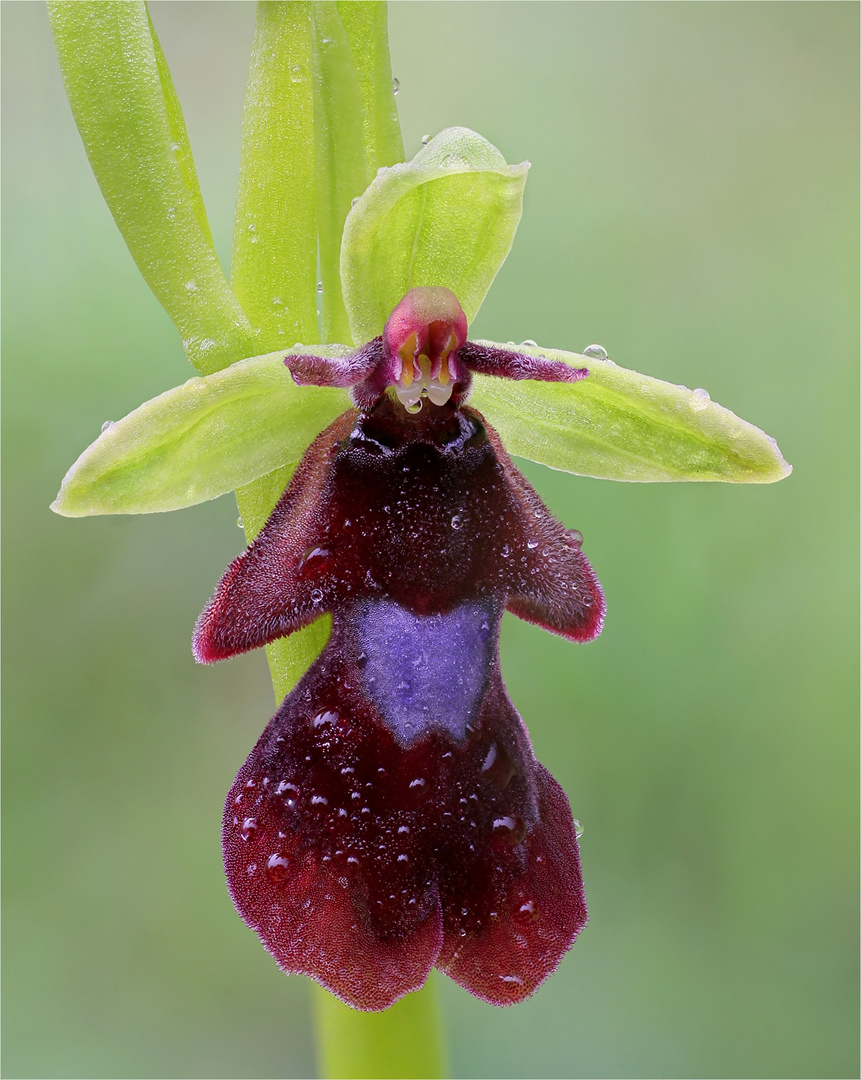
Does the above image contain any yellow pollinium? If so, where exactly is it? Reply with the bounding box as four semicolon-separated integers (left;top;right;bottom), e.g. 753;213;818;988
399;333;417;386
437;332;457;386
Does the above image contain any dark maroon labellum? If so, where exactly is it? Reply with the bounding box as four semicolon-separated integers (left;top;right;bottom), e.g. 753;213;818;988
194;290;604;1010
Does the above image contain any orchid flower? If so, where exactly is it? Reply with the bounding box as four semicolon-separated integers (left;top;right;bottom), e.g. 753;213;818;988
47;1;790;1075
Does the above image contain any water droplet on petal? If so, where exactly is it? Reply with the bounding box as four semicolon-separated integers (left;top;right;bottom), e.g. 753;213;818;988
421;134;431;146
266;853;291;880
520;339;537;349
311;588;323;604
515;899;538;923
569;529;583;548
241;817;258;840
289;63;304;83
236;516;244;529
312;708;339;730
300;545;331;571
317;281;324;293
492;814;526;843
101;420;114;433
405;399;422;414
392;76;400;95
583;343;608;360
451;514;462;530
574;819;584;839
500;974;524;985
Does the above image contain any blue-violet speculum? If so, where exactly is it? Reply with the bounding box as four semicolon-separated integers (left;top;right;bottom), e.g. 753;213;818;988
194;287;604;1009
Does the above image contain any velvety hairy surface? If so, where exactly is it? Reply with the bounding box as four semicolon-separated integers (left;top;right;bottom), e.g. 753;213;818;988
197;394;603;1009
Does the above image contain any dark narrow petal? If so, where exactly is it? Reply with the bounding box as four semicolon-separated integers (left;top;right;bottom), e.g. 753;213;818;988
459;341;588;384
436;764;587;1005
285;338;385;388
192;410;358;663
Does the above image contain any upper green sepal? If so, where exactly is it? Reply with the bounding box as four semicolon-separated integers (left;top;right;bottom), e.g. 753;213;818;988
52;351;351;517
341;127;528;343
471;342;791;483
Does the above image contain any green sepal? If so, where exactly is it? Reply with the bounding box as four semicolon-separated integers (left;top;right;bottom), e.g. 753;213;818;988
471;343;791;483
47;0;255;374
51;351;351;517
341;127;528;343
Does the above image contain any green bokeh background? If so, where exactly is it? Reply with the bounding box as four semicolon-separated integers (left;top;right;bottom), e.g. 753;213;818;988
3;3;857;1077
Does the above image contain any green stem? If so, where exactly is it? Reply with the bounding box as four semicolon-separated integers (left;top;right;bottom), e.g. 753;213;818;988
313;974;447;1080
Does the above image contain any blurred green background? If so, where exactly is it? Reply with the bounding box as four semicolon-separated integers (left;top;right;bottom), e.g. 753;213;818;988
3;3;858;1078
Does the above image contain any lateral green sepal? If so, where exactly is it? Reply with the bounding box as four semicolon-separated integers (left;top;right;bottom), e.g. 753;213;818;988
52;351;352;516
470;343;792;483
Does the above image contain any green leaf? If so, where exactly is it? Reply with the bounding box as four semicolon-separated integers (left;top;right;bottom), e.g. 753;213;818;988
341;127;529;344
230;1;319;351
47;0;255;374
471;342;792;483
51;351;351;517
311;1;371;345
336;1;404;173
